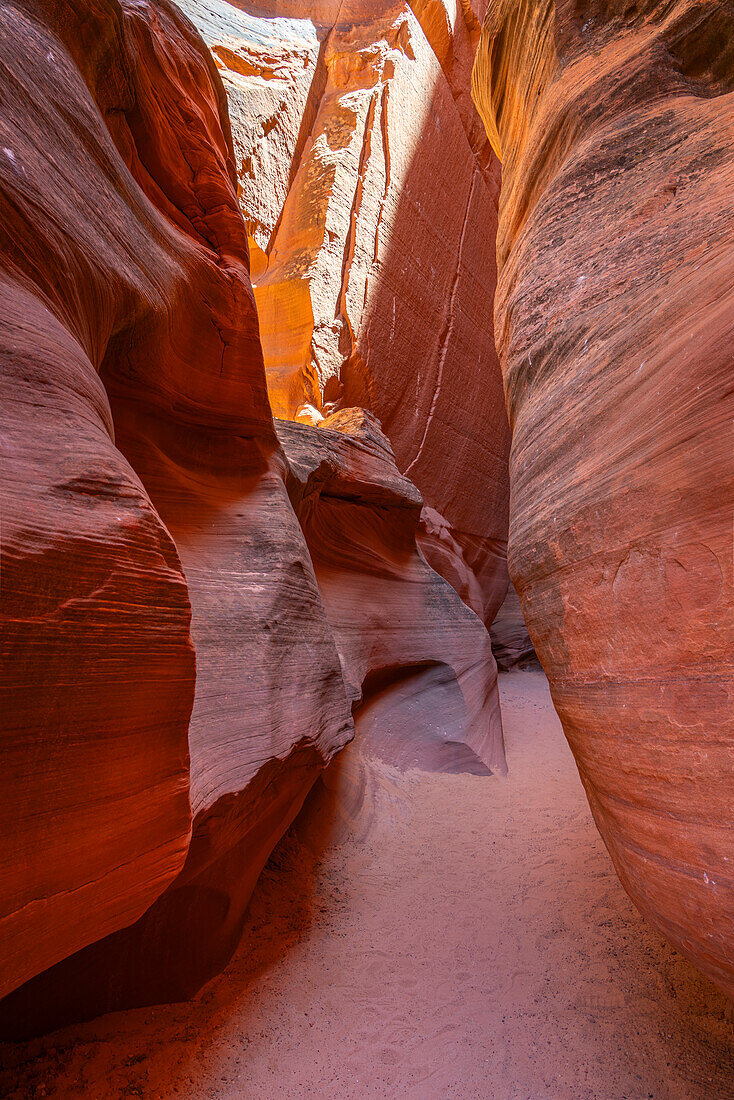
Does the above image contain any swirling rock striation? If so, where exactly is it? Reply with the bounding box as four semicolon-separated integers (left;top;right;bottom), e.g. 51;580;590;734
0;0;352;1033
474;0;734;996
279;410;506;775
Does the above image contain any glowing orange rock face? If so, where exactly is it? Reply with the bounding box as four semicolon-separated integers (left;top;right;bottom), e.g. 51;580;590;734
474;0;734;996
183;0;512;631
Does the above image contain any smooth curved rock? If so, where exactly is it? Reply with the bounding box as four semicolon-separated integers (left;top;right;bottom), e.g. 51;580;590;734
1;0;516;1040
474;0;734;997
490;584;536;670
0;0;351;1032
0;0;200;1002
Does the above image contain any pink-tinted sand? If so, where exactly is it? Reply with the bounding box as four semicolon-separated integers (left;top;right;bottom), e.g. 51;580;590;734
2;671;732;1099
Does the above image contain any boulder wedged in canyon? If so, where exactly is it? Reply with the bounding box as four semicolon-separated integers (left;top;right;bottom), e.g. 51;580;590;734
180;0;512;632
474;0;734;996
0;0;352;1036
279;409;506;775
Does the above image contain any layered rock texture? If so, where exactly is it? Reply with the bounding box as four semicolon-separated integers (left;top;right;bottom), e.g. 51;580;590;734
0;0;506;1036
0;0;356;1031
179;0;512;631
3;0;731;1045
279;410;505;775
474;0;734;996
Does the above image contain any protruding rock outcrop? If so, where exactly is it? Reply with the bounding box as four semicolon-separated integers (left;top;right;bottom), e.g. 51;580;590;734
181;0;512;633
474;0;734;997
280;410;505;775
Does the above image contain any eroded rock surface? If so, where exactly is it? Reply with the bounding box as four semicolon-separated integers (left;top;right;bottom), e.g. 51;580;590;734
180;0;512;632
0;0;352;1030
474;0;734;996
280;410;505;775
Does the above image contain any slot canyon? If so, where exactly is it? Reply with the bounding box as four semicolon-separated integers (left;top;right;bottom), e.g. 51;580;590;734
0;0;732;1095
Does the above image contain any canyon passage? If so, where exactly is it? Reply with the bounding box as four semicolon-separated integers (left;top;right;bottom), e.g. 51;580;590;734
0;0;732;1096
2;671;733;1098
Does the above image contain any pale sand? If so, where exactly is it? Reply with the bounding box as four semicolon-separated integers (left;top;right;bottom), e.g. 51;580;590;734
2;670;733;1098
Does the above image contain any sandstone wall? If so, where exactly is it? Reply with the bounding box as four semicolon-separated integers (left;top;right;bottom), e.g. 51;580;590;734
474;0;734;997
180;0;513;630
0;0;350;1028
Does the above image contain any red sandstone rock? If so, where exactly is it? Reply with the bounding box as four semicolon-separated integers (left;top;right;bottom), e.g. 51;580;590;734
474;0;734;997
182;0;511;632
280;410;506;774
0;0;351;1029
0;0;522;1042
0;0;512;1039
0;0;197;1002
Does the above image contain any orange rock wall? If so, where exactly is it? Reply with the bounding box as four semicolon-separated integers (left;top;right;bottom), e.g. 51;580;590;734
474;0;734;996
181;0;512;630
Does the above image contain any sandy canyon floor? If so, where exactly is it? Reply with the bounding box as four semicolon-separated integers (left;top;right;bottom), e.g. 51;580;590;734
2;670;733;1099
